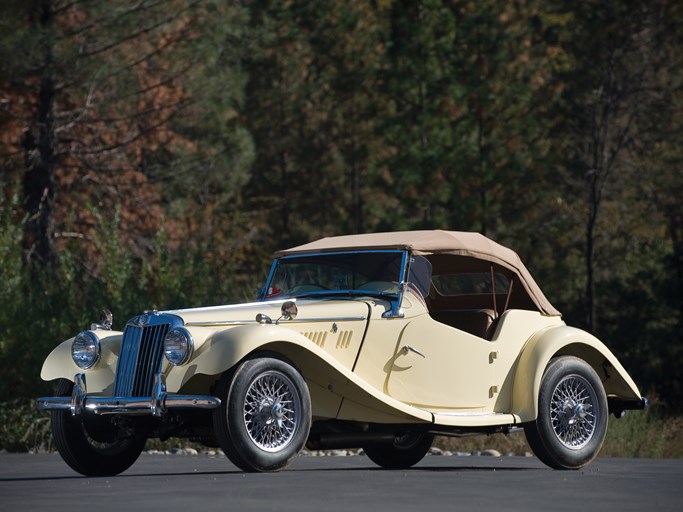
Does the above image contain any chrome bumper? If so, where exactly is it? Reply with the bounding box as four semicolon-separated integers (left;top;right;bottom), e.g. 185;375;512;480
36;372;221;417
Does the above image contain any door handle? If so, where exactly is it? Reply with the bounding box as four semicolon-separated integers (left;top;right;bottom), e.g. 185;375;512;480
401;345;426;358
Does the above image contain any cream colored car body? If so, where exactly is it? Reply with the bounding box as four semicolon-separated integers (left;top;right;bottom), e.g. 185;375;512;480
40;284;641;429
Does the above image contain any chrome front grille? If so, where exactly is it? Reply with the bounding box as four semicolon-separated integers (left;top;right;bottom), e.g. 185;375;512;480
114;320;171;397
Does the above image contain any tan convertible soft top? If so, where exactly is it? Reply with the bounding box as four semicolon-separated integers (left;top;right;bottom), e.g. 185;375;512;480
276;230;560;316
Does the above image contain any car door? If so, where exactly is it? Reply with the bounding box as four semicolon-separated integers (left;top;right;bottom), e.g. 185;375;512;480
384;314;493;409
353;300;493;411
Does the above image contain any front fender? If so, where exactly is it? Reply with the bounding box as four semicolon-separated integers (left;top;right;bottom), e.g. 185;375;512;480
511;326;642;422
166;324;321;386
168;323;432;424
40;331;122;393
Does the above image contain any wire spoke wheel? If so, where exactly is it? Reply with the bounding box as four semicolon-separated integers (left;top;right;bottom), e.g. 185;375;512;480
524;356;608;470
213;356;311;472
549;375;598;449
243;371;301;452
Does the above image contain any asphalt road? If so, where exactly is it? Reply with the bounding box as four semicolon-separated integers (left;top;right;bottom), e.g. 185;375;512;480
1;453;681;512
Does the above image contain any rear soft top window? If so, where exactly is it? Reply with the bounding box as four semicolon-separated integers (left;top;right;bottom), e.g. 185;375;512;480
431;272;510;296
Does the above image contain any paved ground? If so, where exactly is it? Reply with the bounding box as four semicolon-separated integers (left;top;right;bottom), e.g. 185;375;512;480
1;453;681;511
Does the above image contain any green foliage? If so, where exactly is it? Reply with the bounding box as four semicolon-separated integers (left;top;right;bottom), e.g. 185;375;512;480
0;399;53;453
601;406;681;459
0;0;681;423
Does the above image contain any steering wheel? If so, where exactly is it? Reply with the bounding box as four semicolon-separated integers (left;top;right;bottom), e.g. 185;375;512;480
290;284;329;293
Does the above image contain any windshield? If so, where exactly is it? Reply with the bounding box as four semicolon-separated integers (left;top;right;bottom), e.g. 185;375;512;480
264;251;405;299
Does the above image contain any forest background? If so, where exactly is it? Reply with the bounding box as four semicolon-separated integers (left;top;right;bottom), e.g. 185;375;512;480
1;0;682;452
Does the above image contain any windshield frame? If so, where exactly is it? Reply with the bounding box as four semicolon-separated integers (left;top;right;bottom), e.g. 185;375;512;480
259;249;409;315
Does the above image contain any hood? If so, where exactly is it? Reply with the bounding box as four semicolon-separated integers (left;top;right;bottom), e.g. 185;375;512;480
165;298;372;327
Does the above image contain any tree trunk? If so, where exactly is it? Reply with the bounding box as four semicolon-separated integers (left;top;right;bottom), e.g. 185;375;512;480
585;203;597;334
668;211;683;342
351;159;363;233
22;0;56;272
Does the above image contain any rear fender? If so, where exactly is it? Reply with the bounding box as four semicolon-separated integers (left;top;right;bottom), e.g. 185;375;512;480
512;326;642;422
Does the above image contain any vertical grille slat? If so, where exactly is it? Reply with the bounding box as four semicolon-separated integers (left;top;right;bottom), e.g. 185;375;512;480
114;320;171;397
136;327;155;396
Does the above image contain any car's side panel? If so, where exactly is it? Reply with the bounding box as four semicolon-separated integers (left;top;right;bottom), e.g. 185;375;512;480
354;306;563;415
292;317;368;370
168;324;433;424
511;325;643;422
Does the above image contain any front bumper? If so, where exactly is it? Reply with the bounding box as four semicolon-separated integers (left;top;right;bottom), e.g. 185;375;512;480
36;372;221;417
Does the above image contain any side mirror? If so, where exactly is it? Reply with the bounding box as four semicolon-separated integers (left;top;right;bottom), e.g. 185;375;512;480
280;301;298;321
256;301;297;326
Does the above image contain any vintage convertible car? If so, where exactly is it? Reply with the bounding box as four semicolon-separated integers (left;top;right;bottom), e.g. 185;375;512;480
37;230;647;475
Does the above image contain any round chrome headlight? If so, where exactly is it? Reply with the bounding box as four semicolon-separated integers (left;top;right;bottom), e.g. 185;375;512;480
164;327;193;366
71;331;101;369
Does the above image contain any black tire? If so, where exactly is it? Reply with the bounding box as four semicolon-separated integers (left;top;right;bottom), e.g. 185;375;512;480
50;379;146;477
524;356;608;469
363;432;434;469
212;357;312;472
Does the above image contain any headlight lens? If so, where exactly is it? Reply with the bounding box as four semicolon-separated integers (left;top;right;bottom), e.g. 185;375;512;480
164;327;193;366
71;331;101;369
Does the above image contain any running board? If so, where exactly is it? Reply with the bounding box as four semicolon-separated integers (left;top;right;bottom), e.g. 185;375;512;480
431;412;519;428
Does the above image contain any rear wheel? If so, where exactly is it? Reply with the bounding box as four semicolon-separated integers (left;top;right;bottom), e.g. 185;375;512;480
524;356;608;469
363;432;434;469
213;356;311;472
51;380;146;476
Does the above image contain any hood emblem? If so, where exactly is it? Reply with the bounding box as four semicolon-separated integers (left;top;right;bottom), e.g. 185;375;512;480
134;310;162;327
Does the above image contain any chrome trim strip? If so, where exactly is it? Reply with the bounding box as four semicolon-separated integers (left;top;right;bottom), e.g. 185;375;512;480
290;316;367;323
185;320;257;326
433;412;507;417
185;316;367;327
167;298;291;315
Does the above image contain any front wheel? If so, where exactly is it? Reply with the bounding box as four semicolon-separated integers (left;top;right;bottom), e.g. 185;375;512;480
524;356;608;469
213;356;312;472
363;432;434;469
50;380;146;476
